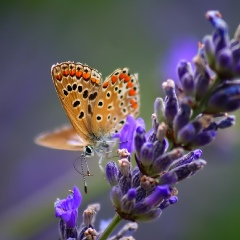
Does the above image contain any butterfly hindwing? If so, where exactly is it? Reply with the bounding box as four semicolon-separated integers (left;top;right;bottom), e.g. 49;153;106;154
91;67;140;136
35;125;85;151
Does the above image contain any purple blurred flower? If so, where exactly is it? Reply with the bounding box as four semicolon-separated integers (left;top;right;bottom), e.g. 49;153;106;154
159;37;198;82
55;186;82;228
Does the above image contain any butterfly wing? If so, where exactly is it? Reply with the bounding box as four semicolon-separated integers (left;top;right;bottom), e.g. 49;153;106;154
35;125;86;151
91;67;140;136
51;62;102;144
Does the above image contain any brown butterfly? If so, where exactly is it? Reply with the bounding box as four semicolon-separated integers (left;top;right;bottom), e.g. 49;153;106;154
35;62;140;157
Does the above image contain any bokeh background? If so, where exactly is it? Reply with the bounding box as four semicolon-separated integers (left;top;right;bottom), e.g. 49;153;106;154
1;1;240;239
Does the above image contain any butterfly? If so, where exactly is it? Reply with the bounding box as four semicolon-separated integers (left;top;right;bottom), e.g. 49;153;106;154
35;62;140;159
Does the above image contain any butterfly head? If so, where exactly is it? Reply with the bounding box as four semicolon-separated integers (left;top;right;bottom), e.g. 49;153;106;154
84;145;94;157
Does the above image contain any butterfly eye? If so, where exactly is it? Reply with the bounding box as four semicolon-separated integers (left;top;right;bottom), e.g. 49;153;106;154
84;145;94;157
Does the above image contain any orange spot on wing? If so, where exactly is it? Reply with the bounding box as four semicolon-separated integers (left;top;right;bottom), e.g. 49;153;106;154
103;82;109;88
56;74;62;81
83;72;91;80
130;99;138;108
124;75;131;82
129;88;136;96
111;75;118;83
91;78;101;84
70;69;76;76
127;82;133;88
62;70;69;76
76;70;83;78
119;73;126;80
95;79;100;84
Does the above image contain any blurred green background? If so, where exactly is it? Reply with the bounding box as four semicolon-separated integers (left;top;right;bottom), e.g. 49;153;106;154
1;0;240;239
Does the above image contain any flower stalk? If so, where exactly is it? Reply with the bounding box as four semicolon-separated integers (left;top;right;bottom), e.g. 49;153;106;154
98;214;122;240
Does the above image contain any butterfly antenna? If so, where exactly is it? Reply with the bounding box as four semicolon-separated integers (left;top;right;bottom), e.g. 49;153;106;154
73;155;92;194
81;154;88;194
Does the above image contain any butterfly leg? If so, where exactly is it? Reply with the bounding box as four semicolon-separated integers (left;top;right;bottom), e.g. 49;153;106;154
98;155;105;174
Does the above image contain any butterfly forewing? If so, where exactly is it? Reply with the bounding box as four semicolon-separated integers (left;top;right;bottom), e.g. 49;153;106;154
51;62;102;144
91;67;140;136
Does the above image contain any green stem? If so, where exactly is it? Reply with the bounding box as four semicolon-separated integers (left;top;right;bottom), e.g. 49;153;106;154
99;213;122;240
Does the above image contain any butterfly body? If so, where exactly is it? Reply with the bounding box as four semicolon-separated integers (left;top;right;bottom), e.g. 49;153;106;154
36;61;140;154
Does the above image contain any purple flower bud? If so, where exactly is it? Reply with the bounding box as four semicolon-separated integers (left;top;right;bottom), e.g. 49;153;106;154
169;149;202;170
134;126;146;158
173;101;191;136
159;172;178;185
181;72;195;96
193;55;211;101
105;161;119;187
177;122;200;145
132;168;141;188
206;10;228;38
205;11;222;26
140;142;154;167
162;80;179;125
177;60;192;81
152;139;168;160
110;185;123;209
127;188;137;201
119;175;132;195
144;185;171;207
166;159;206;182
190;130;216;147
206;81;240;113
152;148;184;174
216;48;233;75
121;188;137;213
188;159;207;172
177;116;211;145
133;185;170;216
55;186;82;228
217;115;235;128
159;196;178;210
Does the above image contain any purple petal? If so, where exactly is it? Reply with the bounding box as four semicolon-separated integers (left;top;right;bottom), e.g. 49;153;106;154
72;186;82;208
119;115;144;153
